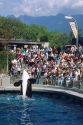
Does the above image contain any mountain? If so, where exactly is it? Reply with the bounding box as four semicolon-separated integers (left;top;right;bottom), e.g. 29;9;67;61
8;14;83;34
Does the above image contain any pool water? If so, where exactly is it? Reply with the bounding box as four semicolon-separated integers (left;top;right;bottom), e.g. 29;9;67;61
0;93;83;125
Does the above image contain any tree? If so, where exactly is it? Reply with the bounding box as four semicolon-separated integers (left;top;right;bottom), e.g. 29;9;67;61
0;16;69;46
48;32;69;47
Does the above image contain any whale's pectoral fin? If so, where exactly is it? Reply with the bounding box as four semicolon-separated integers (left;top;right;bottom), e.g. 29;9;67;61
14;80;22;87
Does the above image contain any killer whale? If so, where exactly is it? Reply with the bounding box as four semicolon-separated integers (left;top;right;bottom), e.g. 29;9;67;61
14;79;32;98
14;70;36;98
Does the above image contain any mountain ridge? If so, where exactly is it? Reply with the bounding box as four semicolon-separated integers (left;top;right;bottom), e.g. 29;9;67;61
7;14;83;34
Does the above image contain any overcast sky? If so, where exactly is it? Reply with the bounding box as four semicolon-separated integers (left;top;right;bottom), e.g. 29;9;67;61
0;0;83;17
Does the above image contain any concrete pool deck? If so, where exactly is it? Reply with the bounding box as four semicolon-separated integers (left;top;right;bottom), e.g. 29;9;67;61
0;83;83;99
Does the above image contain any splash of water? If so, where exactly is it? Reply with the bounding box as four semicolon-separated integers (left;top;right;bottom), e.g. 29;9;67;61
22;70;30;97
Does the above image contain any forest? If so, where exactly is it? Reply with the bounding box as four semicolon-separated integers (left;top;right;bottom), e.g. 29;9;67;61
0;16;70;47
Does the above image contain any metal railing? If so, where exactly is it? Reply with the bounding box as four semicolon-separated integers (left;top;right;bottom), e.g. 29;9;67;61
10;73;83;90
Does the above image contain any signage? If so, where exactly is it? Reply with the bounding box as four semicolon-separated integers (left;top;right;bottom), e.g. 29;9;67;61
69;21;78;39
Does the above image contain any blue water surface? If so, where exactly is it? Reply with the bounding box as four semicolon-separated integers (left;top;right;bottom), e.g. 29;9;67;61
0;93;83;125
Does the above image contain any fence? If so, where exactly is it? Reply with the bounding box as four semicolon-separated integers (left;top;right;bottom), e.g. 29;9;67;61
10;72;83;90
35;74;83;89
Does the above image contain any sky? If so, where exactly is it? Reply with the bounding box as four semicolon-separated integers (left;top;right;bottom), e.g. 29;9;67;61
0;0;83;17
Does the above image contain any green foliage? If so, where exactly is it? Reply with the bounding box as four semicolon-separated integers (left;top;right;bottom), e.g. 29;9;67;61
48;32;69;47
0;16;70;47
0;51;16;73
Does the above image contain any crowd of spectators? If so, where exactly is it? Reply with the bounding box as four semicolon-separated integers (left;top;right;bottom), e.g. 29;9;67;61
10;44;83;88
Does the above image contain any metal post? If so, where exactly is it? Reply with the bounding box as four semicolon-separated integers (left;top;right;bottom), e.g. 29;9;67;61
7;54;8;73
76;24;78;47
